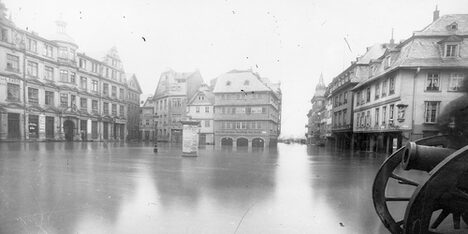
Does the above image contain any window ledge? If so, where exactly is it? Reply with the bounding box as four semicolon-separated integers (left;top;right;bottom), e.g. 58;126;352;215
423;122;437;125
424;90;441;93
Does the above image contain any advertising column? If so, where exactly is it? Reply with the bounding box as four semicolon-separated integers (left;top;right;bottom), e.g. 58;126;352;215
181;120;200;157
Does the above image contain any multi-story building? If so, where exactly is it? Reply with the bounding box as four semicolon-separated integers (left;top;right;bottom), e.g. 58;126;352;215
305;74;326;144
329;43;388;150
317;87;333;146
186;84;215;145
126;74;142;141
140;95;156;141
153;69;203;143
0;7;139;141
213;70;281;149
352;11;468;153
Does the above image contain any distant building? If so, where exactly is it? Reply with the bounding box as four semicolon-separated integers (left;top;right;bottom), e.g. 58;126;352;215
0;6;139;141
351;11;468;153
153;69;203;143
186;84;215;145
306;74;326;144
329;43;388;150
212;70;281;149
318;87;333;146
140;95;156;141
126;74;142;141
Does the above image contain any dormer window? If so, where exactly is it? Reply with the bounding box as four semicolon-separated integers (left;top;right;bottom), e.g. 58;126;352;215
445;44;458;57
244;80;250;85
226;81;231;86
448;22;458;31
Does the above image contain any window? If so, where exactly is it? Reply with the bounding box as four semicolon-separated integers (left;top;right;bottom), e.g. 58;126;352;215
426;73;440;91
449;73;464;91
366;87;371;103
445;44;458;57
27;38;37;53
58;47;67;58
375;108;380;126
375;82;380;100
382;79;388;97
92;63;98;73
119;88;124;99
262;107;266;114
28;88;39;104
44;66;54;80
92;80;98;92
226;81;231;86
382;106;387;125
196;106;200;113
27;61;38;77
111;86;117;97
343;109;347;124
424;101;440;123
79;58;87;69
236;122;240;129
70;72;76;83
7;83;20;101
80;77;87;90
236;107;245;114
356;113;360;128
80;98;87;111
1;27;8;42
356;92;361;106
244;80;250;85
6;54;19;72
103;83;109;96
60;70;68;82
103;102;109;115
205;120;210;127
44;44;53;57
366;111;371;127
60;93;68;107
389;104;395;121
338;93;343;105
389;76;395;95
343;91;348;104
45;91;54;106
205;106;209;113
112;104;117;115
92;100;98;112
120;105;124;116
111;70;116;80
71;95;76;106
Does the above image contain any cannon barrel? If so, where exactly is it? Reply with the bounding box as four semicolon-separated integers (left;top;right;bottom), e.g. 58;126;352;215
402;142;456;172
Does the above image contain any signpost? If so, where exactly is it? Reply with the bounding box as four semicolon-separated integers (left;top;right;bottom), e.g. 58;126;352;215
181;120;200;157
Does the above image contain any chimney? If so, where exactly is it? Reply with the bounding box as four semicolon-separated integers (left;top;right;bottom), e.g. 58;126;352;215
433;5;440;22
390;28;395;45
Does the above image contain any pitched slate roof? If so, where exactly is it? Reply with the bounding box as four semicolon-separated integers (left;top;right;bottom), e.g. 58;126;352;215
416;14;468;36
213;70;271;93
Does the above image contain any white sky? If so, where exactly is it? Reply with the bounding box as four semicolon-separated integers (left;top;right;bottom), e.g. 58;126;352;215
4;0;468;138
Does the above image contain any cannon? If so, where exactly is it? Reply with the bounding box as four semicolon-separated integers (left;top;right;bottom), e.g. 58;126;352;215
373;135;468;233
373;90;468;233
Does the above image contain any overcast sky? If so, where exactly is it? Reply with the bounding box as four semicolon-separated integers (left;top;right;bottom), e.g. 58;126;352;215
5;0;468;138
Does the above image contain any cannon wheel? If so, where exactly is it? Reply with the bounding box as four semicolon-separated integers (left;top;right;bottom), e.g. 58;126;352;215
372;135;450;234
403;145;468;233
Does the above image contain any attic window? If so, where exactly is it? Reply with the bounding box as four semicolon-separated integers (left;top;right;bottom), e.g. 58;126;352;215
448;22;458;31
226;81;231;86
244;80;250;85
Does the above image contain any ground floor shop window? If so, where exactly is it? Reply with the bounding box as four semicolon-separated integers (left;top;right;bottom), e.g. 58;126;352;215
7;113;20;139
46;116;54;139
29;115;39;139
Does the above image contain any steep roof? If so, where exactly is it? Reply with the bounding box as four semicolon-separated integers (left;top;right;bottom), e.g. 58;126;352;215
415;14;468;36
127;74;142;94
213;70;271;93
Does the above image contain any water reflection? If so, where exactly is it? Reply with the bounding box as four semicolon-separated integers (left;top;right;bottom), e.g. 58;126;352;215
0;142;396;233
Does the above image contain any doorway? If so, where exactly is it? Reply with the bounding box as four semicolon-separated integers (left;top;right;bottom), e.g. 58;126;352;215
63;120;75;141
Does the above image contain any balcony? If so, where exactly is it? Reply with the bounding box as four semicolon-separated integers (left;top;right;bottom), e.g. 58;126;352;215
331;124;352;131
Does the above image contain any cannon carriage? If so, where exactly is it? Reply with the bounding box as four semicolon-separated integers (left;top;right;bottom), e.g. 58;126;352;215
373;94;468;233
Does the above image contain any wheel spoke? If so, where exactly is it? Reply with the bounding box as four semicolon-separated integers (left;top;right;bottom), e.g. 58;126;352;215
385;197;411;202
396;220;404;226
453;212;461;229
431;209;450;229
390;173;419;187
452;188;468;200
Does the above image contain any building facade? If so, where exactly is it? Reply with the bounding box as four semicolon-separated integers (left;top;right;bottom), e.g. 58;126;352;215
329;43;387;150
186;84;215;145
126;74;142;141
140;95;156;141
0;8;139;141
213;70;281;149
153;69;203;143
305;74;326;144
352;12;468;153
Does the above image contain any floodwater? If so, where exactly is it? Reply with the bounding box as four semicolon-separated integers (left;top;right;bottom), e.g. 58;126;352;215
0;142;394;233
